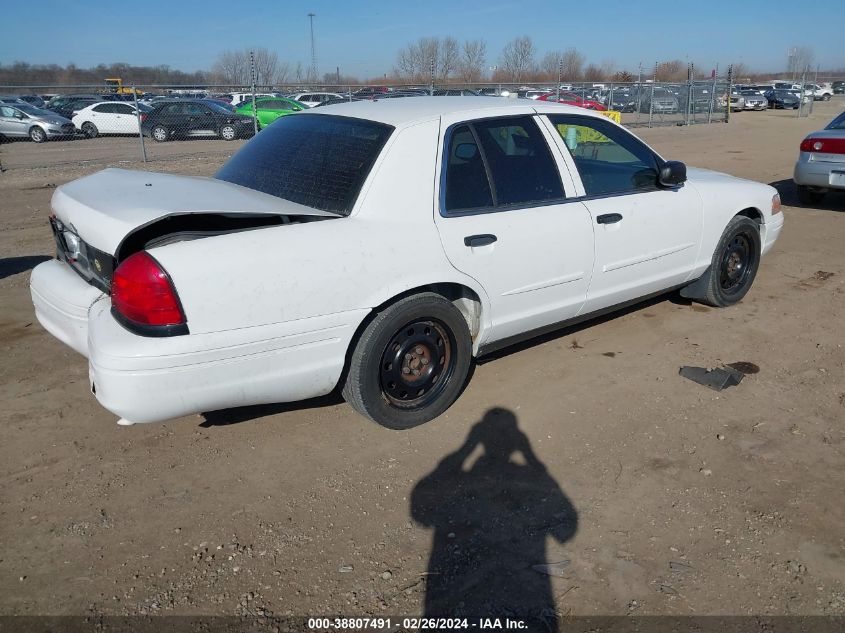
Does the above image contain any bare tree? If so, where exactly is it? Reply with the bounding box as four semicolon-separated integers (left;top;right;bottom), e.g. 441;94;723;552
500;36;535;82
655;59;685;81
582;63;605;82
460;39;486;82
212;50;250;85
787;46;814;78
253;48;279;86
394;36;461;83
294;61;303;83
540;48;584;81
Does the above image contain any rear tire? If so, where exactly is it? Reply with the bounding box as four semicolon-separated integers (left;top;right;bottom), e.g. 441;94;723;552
29;126;47;143
699;216;761;307
343;293;472;429
822;94;831;101
220;124;236;140
81;122;98;139
151;125;168;142
797;185;825;205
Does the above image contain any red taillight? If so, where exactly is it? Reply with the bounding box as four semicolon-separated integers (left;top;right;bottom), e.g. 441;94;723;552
111;252;186;328
800;137;845;154
139;113;148;123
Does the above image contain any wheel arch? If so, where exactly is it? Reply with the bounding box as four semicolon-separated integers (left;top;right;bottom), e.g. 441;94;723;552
735;206;763;224
335;281;486;414
336;281;486;394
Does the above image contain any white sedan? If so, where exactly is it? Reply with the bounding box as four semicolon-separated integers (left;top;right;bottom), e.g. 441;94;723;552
30;98;784;428
72;101;150;138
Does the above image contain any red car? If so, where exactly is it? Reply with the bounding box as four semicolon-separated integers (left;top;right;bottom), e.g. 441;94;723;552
537;92;607;111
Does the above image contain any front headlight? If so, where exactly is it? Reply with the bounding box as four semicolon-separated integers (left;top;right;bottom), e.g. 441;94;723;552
771;194;781;215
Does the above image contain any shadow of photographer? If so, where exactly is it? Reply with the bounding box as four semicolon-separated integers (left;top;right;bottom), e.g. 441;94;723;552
411;407;578;628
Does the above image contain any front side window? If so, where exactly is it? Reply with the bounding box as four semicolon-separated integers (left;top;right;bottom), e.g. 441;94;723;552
548;114;660;196
443;116;564;213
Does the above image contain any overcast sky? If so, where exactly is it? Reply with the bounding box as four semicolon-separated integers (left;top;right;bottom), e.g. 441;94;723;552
2;0;842;76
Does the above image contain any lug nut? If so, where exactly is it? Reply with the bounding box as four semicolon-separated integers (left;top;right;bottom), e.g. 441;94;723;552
402;367;411;374
415;347;423;355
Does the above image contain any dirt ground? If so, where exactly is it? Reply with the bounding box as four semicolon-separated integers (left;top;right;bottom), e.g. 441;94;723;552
0;100;843;626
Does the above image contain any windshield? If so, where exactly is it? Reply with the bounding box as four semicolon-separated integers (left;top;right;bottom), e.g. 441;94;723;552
216;114;394;215
16;104;54;116
204;101;236;115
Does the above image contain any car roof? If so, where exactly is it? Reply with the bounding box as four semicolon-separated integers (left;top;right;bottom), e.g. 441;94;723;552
308;96;599;127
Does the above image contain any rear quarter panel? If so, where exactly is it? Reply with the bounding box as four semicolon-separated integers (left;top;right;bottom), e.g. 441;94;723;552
149;118;490;336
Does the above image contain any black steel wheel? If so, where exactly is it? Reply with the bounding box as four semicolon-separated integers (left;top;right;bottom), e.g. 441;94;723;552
343;293;472;429
701;216;761;307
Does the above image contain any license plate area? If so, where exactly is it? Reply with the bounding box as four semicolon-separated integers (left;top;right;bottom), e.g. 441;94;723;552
830;170;845;187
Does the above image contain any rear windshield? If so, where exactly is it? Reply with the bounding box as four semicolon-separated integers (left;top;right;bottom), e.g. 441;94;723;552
215;114;393;215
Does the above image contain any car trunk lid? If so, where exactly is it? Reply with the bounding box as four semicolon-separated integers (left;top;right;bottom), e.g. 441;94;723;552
51;168;340;255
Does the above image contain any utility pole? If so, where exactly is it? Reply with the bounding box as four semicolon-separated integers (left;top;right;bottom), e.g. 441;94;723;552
308;12;317;84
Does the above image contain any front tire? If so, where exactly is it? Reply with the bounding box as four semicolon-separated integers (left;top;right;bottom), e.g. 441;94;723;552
343;293;472;429
29;126;47;143
700;216;761;307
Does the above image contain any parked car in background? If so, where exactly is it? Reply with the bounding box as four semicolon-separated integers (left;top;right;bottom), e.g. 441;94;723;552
72;102;152;138
793;110;845;204
29;98;782;428
807;84;833;101
234;97;306;129
637;88;680;114
518;89;548;100
0;103;75;142
598;89;639;112
353;86;391;97
537;91;607;111
765;90;800;109
18;95;46;108
46;94;102;110
833;82;845;95
315;97;365;107
141;100;255;141
739;90;768;110
0;95;27;105
228;92;277;107
289;92;344;107
434;89;481;97
49;97;100;120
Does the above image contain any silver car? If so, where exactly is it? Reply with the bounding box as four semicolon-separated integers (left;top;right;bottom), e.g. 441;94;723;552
0;103;75;142
793;111;845;204
739;90;767;110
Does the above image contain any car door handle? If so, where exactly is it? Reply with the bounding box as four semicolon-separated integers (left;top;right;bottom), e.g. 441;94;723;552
596;213;623;224
464;234;497;247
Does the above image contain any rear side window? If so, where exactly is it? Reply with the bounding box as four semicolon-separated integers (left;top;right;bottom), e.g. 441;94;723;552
443;115;564;213
444;126;493;212
216;114;393;215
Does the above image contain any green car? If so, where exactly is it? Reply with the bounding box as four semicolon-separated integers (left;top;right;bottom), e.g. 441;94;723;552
234;97;306;129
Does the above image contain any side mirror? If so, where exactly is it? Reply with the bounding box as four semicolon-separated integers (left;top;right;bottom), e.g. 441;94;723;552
658;160;687;187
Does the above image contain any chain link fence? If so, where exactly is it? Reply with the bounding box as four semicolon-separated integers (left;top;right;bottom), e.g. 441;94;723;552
0;71;744;170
